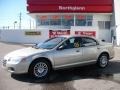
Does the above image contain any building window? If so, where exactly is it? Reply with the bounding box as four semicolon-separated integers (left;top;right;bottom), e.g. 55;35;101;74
36;15;93;27
98;21;110;29
98;21;104;29
86;15;93;26
50;15;61;25
62;15;74;26
105;21;110;29
76;15;86;26
75;15;93;26
36;16;50;26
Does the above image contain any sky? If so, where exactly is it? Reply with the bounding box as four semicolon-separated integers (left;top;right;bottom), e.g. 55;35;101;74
0;0;35;29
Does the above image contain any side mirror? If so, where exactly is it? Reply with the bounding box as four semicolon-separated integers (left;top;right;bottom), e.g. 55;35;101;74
57;45;64;50
32;43;37;48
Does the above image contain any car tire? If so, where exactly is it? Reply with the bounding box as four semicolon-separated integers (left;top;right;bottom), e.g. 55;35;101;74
29;60;51;79
97;53;109;68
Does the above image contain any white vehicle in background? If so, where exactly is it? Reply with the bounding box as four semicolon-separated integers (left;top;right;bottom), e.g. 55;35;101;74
2;36;114;79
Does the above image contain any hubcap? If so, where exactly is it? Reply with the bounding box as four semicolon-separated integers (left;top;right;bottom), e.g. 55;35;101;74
34;62;48;78
100;56;108;67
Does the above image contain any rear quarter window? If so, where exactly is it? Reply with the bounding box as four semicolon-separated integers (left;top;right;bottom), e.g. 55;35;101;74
82;37;98;47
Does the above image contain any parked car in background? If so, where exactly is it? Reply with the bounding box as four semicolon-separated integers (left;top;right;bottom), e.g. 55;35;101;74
2;36;114;79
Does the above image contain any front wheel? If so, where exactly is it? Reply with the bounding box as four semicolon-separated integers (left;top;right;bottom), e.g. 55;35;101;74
29;60;51;79
97;54;109;68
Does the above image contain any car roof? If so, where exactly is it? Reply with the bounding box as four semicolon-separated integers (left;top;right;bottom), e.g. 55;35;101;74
60;35;96;39
60;35;98;42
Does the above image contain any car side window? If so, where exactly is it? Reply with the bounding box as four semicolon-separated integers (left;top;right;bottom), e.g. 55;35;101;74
59;37;81;49
63;38;75;49
74;37;81;48
82;37;97;47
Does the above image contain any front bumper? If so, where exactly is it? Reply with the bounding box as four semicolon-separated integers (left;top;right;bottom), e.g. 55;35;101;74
2;59;30;74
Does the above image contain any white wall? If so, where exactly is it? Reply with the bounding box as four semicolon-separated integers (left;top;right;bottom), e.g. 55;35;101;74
0;28;111;44
94;14;111;42
114;0;120;45
0;30;49;44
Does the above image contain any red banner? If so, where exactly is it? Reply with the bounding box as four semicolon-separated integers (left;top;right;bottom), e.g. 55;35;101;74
75;31;96;37
27;5;112;13
49;30;70;38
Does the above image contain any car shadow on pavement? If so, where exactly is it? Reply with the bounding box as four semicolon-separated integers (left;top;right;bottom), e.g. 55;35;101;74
11;60;120;84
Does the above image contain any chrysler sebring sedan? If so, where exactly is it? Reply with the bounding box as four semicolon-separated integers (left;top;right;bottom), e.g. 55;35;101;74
2;36;114;79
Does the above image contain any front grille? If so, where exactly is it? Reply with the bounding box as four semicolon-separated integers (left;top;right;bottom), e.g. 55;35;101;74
2;60;7;67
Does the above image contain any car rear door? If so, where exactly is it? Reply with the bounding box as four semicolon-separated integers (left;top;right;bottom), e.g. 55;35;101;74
81;37;99;62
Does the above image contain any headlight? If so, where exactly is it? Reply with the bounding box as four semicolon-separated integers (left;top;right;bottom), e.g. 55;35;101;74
8;56;27;63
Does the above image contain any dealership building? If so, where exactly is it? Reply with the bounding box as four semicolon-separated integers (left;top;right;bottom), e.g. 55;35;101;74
26;0;120;45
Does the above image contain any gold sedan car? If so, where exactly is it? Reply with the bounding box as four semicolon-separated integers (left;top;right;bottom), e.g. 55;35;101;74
2;36;114;79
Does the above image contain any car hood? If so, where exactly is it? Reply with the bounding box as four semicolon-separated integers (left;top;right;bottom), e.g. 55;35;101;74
4;47;49;58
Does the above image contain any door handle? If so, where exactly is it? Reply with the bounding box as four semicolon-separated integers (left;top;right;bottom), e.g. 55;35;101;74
76;50;80;52
97;47;100;49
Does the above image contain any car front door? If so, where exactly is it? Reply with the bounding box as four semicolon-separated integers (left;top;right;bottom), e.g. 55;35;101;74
81;37;99;62
53;37;83;68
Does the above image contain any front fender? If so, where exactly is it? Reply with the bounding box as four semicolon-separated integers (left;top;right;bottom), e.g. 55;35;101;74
31;53;55;68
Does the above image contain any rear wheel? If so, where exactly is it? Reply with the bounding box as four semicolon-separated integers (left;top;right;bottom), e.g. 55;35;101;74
97;54;109;68
29;60;51;79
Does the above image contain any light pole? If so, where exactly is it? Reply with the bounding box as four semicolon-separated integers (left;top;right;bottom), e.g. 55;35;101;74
19;13;22;29
30;19;31;29
14;21;17;29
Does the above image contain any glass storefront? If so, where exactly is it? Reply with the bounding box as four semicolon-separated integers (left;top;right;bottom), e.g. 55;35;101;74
75;15;93;26
62;15;74;26
36;15;93;28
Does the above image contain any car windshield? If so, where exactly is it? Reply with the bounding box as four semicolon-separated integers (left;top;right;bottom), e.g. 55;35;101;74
33;37;66;49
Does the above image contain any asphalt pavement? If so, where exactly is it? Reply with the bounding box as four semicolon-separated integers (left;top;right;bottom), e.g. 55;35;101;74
0;42;120;90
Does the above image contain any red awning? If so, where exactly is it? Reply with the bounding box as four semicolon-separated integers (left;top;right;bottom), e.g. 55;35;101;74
27;0;113;13
27;0;112;5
